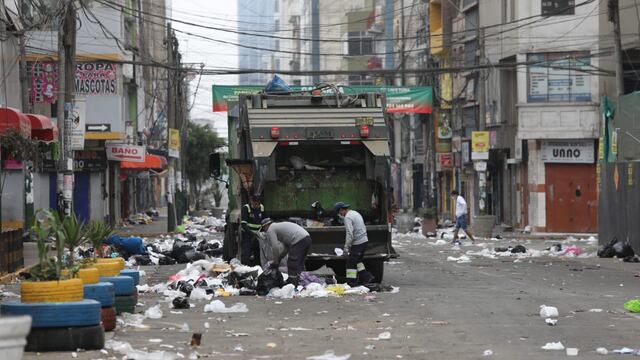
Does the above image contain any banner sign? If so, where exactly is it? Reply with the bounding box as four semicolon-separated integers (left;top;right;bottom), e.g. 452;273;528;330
212;85;433;114
168;128;180;158
69;99;86;150
43;150;106;172
106;143;146;163
31;62;118;104
471;131;490;160
541;139;595;163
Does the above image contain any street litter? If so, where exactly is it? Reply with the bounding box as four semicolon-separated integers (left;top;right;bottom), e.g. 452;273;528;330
446;255;471;263
117;313;148;328
172;297;190;309
545;318;557;326
483;350;493;356
596;347;608;355
306;351;351;360
145;304;164;319
203;300;249;313
369;331;391;341
149;339;163;343
623;299;640;313
541;342;565;351
566;348;579;356
539;305;559;318
588;308;603;312
613;347;638;354
598;237;635;260
105;339;179;360
225;330;250;337
190;333;202;347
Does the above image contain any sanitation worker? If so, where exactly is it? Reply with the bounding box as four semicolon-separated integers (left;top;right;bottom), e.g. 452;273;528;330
240;194;265;265
260;218;312;286
334;202;375;286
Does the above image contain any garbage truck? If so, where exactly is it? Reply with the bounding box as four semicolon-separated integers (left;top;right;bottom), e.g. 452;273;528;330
211;88;397;281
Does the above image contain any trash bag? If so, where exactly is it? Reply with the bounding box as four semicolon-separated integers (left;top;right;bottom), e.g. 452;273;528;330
228;270;259;290
105;235;146;255
598;237;635;258
172;296;190;309
159;255;177;265
133;254;152;265
494;247;509;253
511;245;527;254
623;299;640;313
264;74;291;93
256;268;285;296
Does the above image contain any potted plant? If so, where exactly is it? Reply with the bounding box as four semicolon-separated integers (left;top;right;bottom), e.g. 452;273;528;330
87;221;124;276
419;207;437;236
21;212;83;303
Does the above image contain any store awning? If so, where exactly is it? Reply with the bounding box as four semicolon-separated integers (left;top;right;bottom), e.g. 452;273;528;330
26;114;58;142
120;154;167;170
0;107;31;137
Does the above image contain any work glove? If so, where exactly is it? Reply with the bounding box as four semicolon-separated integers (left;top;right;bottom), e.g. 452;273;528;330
241;222;250;232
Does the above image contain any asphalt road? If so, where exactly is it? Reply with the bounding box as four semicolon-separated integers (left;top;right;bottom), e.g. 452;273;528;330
19;232;640;359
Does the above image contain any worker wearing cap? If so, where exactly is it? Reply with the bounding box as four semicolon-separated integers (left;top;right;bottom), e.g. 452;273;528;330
240;194;265;265
260;218;312;286
335;202;374;286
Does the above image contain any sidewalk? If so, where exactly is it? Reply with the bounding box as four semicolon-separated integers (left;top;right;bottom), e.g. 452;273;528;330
116;207;169;237
499;231;598;241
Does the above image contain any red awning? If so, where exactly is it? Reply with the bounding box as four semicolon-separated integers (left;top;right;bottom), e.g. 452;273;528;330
26;114;58;142
0;107;31;137
120;154;167;170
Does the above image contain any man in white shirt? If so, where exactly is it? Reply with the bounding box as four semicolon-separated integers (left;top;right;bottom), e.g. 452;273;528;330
451;190;475;244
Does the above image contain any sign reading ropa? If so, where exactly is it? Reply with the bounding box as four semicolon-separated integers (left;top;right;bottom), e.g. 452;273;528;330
106;143;145;163
211;85;433;114
30;62;117;104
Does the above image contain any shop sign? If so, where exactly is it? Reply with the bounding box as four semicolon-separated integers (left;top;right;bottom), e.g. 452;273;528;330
474;161;487;172
106;143;145;162
43;150;106;172
462;141;470;164
541;139;594;163
436;153;453;171
169;128;180;158
69;99;86;150
471;131;489;160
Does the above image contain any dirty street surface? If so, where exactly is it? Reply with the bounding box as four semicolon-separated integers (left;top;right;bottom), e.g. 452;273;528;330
15;230;640;360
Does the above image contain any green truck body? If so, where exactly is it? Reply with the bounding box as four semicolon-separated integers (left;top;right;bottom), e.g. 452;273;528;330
223;92;396;281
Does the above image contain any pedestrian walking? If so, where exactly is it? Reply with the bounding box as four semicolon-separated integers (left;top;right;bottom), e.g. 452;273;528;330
240;194;265;265
260;218;312;286
451;190;475;244
334;202;375;286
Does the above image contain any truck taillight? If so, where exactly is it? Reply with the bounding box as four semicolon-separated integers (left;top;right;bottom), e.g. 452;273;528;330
270;127;280;139
359;125;370;138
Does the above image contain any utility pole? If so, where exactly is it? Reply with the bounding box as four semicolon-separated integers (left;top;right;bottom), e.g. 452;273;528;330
167;23;177;232
609;0;624;97
57;0;76;217
400;0;406;86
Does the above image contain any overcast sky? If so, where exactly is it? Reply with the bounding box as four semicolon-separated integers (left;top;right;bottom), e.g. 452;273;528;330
173;1;239;139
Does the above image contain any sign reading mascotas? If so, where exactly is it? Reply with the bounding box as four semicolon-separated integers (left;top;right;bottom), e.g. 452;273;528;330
106;143;146;163
541;139;595;163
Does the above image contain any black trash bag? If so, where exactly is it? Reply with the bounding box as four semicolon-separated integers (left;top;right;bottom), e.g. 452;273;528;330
172;296;190;309
172;240;193;259
239;288;257;296
178;282;194;297
598;237;635;258
256;268;285;296
187;234;197;243
511;245;527;254
228;270;259;289
159;255;177;265
176;248;202;264
494;247;509;253
133;254;152;266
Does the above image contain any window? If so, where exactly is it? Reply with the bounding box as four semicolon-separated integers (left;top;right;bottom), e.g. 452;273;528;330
274;20;280;32
347;31;374;56
541;0;575;15
527;52;591;102
348;75;375;86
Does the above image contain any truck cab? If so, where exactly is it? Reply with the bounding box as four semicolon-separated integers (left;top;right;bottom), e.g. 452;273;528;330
220;90;397;281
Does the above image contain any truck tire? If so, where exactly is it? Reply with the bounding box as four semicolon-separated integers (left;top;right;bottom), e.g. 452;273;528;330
95;257;125;270
364;260;384;283
114;295;136;315
223;225;237;261
119;269;140;286
99;276;135;296
1;300;101;328
77;267;100;285
101;306;116;331
20;279;84;303
83;282;115;307
94;261;121;277
25;325;105;352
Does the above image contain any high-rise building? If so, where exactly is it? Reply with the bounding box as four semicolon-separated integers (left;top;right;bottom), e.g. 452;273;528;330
238;0;275;85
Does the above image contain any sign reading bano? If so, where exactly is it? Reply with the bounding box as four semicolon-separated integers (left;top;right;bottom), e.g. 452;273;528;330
541;139;595;163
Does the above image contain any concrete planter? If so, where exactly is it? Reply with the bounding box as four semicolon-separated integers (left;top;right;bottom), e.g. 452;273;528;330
0;315;31;360
472;215;496;239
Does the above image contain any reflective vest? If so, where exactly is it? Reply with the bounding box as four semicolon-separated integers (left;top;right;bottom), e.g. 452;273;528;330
242;203;264;230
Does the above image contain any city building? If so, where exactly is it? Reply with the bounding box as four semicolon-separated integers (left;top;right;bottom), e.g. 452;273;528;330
238;0;275;85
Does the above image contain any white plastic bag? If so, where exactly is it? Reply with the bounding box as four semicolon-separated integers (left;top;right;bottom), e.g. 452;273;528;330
539;305;559;318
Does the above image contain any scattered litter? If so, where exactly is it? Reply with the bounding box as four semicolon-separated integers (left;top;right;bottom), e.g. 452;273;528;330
430;321;448;326
446;255;471;263
149;339;163;343
483;350;493;356
137;284;151;293
390;286;400;294
596;347;608;355
105;339;179;360
204;300;249;313
189;288;212;301
545;318;557;326
204;322;210;329
334;248;344;256
541;342;565;351
613;348;636;354
233;344;244;352
566;348;579;356
623;299;640;313
145;304;163;319
539;305;559;318
369;331;391;341
306;350;351;360
71;352;78;358
190;333;202;347
225;331;250;337
181;323;191;332
268;284;296;299
266;342;277;348
117;313;148;328
588;308;603;313
172;297;190;309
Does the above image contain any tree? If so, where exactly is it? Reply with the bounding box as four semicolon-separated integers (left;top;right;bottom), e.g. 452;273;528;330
185;122;226;210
